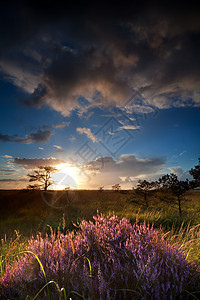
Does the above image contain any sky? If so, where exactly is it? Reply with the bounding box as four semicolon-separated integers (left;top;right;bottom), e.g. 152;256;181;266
0;2;200;190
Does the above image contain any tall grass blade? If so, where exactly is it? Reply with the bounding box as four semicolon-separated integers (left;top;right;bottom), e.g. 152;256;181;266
67;290;86;299
85;257;93;290
33;280;61;300
20;250;50;299
183;290;200;300
135;256;154;291
116;288;142;297
60;287;67;300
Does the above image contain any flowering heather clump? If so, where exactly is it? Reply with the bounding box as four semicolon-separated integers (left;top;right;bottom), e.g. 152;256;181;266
0;213;199;299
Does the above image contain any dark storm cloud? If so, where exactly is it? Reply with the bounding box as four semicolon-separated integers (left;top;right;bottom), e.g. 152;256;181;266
0;133;26;143
0;168;16;175
29;121;70;131
84;154;165;175
0;178;26;182
1;2;200;114
13;157;65;169
0;133;14;142
25;130;54;143
0;130;54;144
0;168;16;172
20;84;47;105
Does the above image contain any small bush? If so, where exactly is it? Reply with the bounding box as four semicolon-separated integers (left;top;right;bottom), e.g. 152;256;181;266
0;213;199;299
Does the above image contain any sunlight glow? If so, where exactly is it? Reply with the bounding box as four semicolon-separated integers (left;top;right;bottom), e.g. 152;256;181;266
52;163;79;190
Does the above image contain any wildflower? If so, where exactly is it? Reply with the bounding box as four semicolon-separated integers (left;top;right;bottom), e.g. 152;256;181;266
0;213;199;299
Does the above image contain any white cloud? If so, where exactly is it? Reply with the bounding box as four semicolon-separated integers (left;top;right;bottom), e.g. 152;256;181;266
123;104;155;114
168;166;192;180
0;60;40;93
76;127;99;143
179;151;187;156
168;166;184;177
119;125;140;130
55;121;70;128
69;136;76;142
53;145;62;149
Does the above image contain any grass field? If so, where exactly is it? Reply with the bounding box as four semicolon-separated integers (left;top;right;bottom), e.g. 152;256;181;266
0;189;200;299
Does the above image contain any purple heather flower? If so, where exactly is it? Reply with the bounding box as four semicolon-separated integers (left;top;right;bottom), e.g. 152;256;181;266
0;212;199;299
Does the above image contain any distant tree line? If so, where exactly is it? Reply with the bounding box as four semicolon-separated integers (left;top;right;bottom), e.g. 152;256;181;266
110;157;200;216
27;157;200;216
132;157;200;216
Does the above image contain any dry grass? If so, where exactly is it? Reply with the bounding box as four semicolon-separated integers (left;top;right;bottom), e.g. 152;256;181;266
0;189;200;268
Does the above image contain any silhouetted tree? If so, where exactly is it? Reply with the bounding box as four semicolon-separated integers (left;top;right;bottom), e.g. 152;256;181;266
135;180;157;207
65;185;71;191
27;166;58;191
189;157;200;187
99;186;104;191
112;184;121;192
27;184;41;190
158;173;191;216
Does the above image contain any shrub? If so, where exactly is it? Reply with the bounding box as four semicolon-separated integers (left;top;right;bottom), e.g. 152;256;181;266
0;213;199;299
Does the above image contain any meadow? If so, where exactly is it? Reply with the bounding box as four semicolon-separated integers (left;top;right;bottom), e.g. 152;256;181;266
0;189;200;299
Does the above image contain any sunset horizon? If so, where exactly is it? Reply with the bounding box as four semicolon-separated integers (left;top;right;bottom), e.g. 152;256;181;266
0;2;199;190
1;2;200;298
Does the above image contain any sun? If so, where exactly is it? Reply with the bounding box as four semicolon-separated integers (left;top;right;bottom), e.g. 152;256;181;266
52;163;79;190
